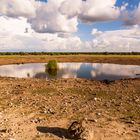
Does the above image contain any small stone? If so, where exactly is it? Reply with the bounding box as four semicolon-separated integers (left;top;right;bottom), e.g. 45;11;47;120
135;99;139;103
92;119;97;123
126;120;135;124
48;109;55;114
90;119;97;123
21;113;25;116
94;97;97;101
30;118;38;123
96;112;101;116
132;129;140;133
40;110;47;114
0;129;7;133
68;121;84;139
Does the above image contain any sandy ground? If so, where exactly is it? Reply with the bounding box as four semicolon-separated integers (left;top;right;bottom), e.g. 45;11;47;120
0;77;139;140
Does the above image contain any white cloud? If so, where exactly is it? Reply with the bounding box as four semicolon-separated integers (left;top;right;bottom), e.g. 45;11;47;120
29;0;120;33
91;27;140;52
59;0;81;18
124;3;140;26
91;28;103;36
0;33;85;52
120;2;128;11
60;0;120;23
0;17;83;52
29;0;78;33
0;16;33;35
0;0;36;18
0;0;120;34
0;16;140;52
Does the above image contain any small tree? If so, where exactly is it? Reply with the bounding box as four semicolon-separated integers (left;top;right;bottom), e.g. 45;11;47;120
46;60;58;70
45;60;58;76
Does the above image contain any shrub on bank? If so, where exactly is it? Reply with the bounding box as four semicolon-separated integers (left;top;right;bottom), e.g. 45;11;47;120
46;60;58;70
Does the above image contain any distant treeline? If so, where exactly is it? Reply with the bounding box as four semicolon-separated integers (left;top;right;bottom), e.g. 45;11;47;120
0;52;140;55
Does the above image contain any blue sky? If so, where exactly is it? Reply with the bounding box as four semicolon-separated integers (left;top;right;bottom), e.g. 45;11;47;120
116;0;140;9
76;20;123;41
77;0;140;41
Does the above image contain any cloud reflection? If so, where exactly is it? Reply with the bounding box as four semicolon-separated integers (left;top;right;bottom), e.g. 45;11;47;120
0;63;139;80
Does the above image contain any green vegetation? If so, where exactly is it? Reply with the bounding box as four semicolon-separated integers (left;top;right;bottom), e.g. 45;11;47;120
46;60;58;70
47;69;58;76
0;52;140;56
45;60;58;76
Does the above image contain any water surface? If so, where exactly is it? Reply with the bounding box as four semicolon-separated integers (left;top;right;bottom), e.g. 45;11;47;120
0;63;140;81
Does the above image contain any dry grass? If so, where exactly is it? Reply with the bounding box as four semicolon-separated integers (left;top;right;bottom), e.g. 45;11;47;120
0;54;140;65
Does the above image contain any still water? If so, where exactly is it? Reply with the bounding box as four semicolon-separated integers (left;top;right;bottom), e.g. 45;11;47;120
0;63;140;81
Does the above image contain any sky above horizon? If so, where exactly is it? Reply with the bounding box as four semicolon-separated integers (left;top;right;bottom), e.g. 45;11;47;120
0;0;140;52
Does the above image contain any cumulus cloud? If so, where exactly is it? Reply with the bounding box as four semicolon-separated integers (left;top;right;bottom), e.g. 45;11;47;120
29;0;120;33
124;3;140;26
0;17;84;52
91;27;140;52
0;0;121;34
60;0;120;23
91;28;103;37
0;0;36;18
0;16;140;52
59;0;81;18
0;16;33;35
28;0;78;33
1;27;140;52
0;0;120;34
0;34;86;52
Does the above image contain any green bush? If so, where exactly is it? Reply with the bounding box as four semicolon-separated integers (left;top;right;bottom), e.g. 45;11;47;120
45;60;58;76
47;69;58;76
46;60;58;70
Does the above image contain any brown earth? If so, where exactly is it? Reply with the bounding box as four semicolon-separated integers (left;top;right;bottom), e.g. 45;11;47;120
0;55;140;65
0;77;139;140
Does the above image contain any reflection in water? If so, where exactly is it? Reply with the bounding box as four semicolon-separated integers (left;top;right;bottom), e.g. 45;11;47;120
27;73;30;78
47;69;58;77
0;63;140;81
45;64;58;77
77;64;93;79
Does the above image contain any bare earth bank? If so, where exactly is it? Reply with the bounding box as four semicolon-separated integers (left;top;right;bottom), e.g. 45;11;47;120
0;55;140;65
0;77;139;140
